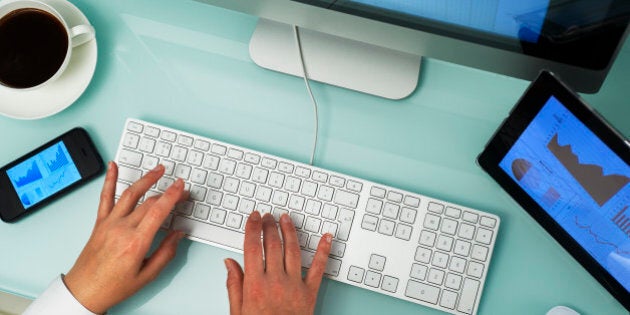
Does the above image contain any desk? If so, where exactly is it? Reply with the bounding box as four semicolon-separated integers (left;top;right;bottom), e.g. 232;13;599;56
1;0;629;314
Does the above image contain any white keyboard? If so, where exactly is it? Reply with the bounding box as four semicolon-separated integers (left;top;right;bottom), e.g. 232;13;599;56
114;118;500;315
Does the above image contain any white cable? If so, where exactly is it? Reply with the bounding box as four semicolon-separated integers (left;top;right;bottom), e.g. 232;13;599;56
292;25;319;166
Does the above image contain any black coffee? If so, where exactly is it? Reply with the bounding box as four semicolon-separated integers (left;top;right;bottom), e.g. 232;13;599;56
0;8;68;89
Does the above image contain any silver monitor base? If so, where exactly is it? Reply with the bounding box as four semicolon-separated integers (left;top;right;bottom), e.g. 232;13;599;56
249;19;421;100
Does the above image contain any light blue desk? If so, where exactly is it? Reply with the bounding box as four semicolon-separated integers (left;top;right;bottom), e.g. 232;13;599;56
1;0;629;314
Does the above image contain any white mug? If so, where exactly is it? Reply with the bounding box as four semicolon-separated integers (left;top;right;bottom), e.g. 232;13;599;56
0;0;95;90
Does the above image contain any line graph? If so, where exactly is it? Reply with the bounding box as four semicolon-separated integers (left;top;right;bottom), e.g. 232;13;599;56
46;143;70;172
575;216;630;255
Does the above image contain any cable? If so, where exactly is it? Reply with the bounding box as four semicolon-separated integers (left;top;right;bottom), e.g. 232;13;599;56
292;25;319;166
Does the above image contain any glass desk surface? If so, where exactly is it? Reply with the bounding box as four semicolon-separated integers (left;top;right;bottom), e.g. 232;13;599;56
0;0;628;314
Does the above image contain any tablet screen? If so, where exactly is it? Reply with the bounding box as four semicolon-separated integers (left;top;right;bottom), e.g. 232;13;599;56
498;95;630;291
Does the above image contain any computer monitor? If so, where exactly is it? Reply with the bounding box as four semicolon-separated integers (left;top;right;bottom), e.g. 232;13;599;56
195;0;630;98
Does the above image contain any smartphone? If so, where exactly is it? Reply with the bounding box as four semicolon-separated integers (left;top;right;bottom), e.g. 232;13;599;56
0;127;104;222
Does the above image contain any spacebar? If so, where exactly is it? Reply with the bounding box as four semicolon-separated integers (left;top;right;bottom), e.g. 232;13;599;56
172;216;244;251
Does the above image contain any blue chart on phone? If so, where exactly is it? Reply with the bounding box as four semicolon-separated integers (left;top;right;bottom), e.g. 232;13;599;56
6;141;81;209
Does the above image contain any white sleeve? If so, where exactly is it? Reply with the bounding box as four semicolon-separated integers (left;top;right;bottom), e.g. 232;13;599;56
22;275;98;315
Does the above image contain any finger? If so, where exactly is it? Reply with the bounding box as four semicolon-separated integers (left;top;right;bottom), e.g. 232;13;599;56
138;230;185;284
113;164;165;217
279;214;301;277
137;179;186;235
243;211;264;276
129;189;187;226
224;258;244;315
261;213;284;274
96;161;118;221
305;233;332;291
127;194;162;225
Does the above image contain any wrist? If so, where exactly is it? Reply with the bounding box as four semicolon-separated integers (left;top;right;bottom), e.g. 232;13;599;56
63;271;107;314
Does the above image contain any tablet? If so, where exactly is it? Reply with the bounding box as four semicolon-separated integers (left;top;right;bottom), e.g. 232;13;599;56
478;70;630;310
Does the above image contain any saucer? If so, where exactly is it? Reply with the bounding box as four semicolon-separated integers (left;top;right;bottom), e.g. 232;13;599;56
0;0;97;120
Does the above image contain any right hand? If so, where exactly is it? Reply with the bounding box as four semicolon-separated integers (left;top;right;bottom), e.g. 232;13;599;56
224;212;333;315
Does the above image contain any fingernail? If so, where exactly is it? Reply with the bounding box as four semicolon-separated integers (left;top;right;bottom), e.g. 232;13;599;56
280;213;291;224
173;178;184;189
324;233;332;243
250;211;261;221
224;259;232;272
107;161;114;170
150;164;164;173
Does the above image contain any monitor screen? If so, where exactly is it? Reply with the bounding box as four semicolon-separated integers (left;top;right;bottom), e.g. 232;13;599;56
6;141;82;209
297;0;630;71
499;95;630;292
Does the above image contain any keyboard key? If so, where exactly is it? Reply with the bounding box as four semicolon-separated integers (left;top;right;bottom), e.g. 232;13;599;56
361;215;378;231
400;207;417;224
427;202;444;214
428;268;445;285
118;149;142;167
346;180;362;192
366;198;383;215
370;186;386;198
226;212;243;229
347;266;365;283
117;166;142;183
394;223;412;241
211;144;227;155
333;190;359;209
405;280;440;304
410;263;428;280
475;228;493;245
123;133;140;149
244;153;260;164
172;216;244;250
278;162;294;173
387;191;403;203
337;209;354;241
228;148;243;160
445;206;461;218
381;276;398;293
127;121;143;133
419;230;436;247
364;270;381;288
445;273;462;290
368;254;386;271
462;211;478;223
144;126;160;137
161;131;176;142
139;138;156;153
330;240;346;257
193;204;211;220
194;139;210;151
480;216;497;228
440;290;458;310
403;196;420;207
423;213;441;230
414;247;432;264
457;279;480;314
471;244;489;261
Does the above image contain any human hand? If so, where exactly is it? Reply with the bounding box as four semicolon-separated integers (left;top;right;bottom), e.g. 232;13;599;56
64;162;188;314
224;211;333;315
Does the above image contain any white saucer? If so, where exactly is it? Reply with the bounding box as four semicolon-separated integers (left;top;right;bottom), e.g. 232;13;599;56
0;0;97;120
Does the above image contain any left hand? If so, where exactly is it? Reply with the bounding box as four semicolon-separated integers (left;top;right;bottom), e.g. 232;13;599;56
64;162;188;314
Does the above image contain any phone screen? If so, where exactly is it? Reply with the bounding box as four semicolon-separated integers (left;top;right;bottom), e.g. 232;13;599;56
6;141;82;209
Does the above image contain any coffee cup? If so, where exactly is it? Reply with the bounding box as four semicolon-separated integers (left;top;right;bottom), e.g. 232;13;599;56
0;0;95;90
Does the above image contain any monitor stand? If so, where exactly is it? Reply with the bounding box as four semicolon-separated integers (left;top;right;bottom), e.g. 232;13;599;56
249;19;421;100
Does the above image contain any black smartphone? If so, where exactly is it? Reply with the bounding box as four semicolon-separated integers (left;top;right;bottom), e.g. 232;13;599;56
0;127;104;222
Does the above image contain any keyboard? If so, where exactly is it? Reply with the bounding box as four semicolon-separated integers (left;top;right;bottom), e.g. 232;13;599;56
114;118;500;315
